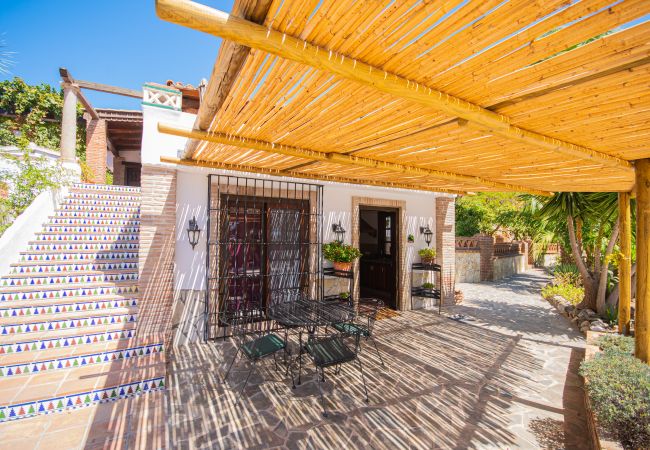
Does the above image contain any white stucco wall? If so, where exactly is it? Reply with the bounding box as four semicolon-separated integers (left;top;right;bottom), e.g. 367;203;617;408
139;103;448;293
170;167;443;291
141;104;196;165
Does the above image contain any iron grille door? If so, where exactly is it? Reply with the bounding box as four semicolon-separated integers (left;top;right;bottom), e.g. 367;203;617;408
206;175;323;340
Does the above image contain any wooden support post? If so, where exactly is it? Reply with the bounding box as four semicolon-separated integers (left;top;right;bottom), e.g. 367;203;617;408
155;0;632;172
619;191;632;335
636;159;650;363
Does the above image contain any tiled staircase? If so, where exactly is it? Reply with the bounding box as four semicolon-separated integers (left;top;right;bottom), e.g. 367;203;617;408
0;183;165;422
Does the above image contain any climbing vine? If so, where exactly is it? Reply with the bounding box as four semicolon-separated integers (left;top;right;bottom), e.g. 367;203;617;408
0;77;86;155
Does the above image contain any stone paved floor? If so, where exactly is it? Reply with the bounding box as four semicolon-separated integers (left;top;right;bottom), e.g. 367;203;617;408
0;269;588;449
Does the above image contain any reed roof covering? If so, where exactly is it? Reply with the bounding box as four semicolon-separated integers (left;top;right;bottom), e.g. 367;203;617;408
160;0;650;194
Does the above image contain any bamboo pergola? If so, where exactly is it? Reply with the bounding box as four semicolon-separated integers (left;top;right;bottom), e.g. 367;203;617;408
155;0;650;361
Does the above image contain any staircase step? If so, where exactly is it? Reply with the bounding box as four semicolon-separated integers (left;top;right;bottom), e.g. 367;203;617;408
41;225;139;233
33;233;139;242
9;261;138;273
61;199;140;207
67;191;141;202
25;242;139;252
0;341;163;378
48;217;140;226
0;326;137;355
17;252;139;262
0;356;165;422
0;284;138;301
1;272;138;286
71;183;141;194
53;211;140;220
0;297;138;318
58;204;140;213
0;310;137;335
0;334;154;365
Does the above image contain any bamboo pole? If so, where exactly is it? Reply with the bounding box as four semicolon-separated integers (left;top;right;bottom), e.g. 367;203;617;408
636;159;650;363
155;0;632;172
159;156;470;195
618;191;632;335
158;123;553;195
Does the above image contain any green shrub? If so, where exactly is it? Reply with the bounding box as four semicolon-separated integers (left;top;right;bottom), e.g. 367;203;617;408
541;283;584;305
580;349;650;449
323;241;361;263
552;263;581;287
597;334;634;356
418;248;437;258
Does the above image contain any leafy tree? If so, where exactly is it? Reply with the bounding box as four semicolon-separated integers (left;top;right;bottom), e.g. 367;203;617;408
0;149;71;234
533;192;620;313
455;192;543;240
0;77;85;156
0;77;87;234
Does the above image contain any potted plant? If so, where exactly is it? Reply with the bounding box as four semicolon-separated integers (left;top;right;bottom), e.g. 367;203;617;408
340;292;350;301
323;241;362;272
418;248;437;266
421;282;435;292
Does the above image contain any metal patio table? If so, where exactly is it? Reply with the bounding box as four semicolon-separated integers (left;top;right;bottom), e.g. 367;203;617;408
268;297;355;386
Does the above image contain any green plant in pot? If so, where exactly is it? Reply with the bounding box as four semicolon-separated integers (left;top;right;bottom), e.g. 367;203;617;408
323;241;362;272
418;248;437;266
421;282;435;292
340;292;350;300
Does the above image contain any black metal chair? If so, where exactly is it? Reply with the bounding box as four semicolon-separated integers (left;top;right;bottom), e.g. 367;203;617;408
304;331;369;417
332;297;385;367
223;306;292;402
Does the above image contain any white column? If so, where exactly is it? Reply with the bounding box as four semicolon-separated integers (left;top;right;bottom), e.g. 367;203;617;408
60;84;78;162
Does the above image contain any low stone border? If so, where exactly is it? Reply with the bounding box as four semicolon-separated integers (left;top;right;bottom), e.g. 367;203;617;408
544;293;615;335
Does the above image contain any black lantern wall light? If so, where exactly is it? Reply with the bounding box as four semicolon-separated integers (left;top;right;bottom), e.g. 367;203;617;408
420;225;433;247
187;216;201;250
332;220;346;243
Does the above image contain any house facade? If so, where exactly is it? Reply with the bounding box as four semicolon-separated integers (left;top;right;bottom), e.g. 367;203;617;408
135;83;457;347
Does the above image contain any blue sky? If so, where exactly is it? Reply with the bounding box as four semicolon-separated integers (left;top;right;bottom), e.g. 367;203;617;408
0;0;234;109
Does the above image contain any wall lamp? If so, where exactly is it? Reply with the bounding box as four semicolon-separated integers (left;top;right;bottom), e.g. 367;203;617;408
332;220;346;243
420;225;433;247
187;216;201;250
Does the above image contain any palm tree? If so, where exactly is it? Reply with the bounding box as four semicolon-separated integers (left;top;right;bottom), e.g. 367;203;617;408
535;192;619;313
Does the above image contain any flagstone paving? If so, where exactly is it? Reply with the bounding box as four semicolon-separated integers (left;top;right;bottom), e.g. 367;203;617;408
0;269;588;449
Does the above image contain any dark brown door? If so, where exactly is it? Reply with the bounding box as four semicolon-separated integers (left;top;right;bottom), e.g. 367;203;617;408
218;195;309;317
359;207;398;308
124;163;141;187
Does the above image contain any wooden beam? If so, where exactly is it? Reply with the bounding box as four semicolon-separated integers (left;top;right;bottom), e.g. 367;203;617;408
619;191;632;335
74;80;141;99
60;68;99;120
636;159;650;363
155;0;632;172
158;123;553;196
160;156;469;195
183;0;273;158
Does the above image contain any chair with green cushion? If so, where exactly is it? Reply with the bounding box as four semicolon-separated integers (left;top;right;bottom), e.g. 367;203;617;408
223;306;292;403
332;297;385;367
304;332;368;417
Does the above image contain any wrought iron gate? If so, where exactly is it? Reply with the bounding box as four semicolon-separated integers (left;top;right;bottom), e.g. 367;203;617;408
205;175;323;339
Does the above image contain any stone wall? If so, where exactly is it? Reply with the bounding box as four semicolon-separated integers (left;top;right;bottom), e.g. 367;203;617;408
455;234;531;282
493;254;528;280
455;252;481;283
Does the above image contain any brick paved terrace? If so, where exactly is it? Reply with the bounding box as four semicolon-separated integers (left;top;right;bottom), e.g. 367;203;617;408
0;270;588;449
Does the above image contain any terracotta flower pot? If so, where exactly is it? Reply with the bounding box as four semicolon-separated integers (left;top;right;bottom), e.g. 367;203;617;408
333;261;352;272
421;256;436;266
